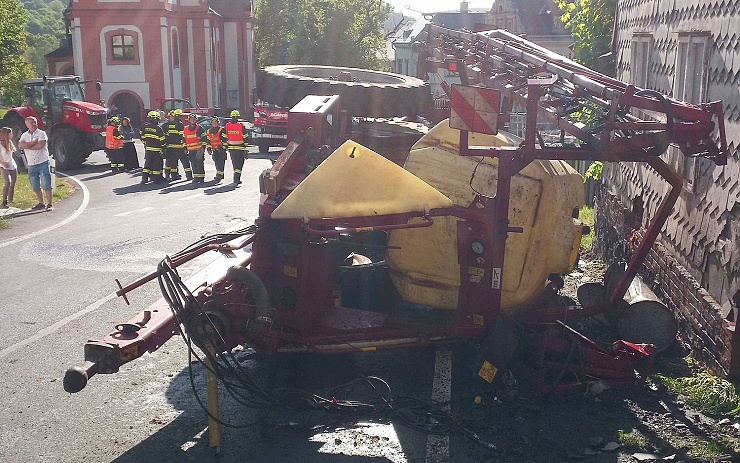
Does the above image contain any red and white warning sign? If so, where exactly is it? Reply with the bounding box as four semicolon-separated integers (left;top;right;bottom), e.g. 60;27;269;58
449;85;500;135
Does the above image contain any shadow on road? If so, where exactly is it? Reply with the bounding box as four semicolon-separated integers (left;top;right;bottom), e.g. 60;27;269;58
109;348;434;462
203;182;239;194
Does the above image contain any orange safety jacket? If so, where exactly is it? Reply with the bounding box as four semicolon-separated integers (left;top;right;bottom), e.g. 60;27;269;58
184;125;203;151
225;122;247;150
106;125;124;150
206;127;223;149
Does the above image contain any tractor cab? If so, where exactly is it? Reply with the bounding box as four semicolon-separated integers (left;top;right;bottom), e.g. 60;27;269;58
24;76;97;128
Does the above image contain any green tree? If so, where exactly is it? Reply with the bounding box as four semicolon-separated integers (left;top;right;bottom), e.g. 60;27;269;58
0;0;35;105
23;0;66;75
255;0;392;70
555;0;615;75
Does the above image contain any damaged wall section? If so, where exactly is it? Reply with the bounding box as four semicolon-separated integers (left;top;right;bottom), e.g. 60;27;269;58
595;186;740;378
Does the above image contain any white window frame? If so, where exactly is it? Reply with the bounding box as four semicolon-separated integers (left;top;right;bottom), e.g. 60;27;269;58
630;33;653;89
672;31;711;190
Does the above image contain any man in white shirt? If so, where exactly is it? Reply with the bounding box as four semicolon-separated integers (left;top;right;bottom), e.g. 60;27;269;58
18;116;53;211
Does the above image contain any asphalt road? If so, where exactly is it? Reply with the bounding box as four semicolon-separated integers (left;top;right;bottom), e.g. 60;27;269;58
0;144;465;463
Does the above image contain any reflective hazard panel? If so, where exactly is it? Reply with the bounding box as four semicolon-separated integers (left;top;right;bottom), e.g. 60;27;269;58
449;85;500;135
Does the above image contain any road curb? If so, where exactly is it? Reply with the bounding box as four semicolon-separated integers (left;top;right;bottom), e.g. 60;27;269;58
0;206;25;219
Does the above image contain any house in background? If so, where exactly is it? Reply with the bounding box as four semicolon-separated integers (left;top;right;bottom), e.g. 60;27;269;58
601;0;740;376
391;0;571;104
486;0;571;56
46;0;255;126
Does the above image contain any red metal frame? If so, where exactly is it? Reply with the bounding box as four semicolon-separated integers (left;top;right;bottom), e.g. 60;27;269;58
66;27;728;395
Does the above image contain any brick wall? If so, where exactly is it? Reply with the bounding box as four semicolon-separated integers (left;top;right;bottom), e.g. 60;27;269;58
595;186;740;378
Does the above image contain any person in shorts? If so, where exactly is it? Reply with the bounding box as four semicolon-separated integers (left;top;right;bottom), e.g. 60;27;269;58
0;127;18;208
18;116;53;211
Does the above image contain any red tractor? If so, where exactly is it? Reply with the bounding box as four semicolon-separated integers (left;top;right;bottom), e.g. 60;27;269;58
2;76;108;169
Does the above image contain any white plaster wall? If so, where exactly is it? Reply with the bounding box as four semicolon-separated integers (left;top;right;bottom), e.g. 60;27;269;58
101;82;150;107
203;20;214;107
187;20;196;102
72;18;85;79
160;18;172;98
171;27;182;99
224;22;239;108
99;25;145;82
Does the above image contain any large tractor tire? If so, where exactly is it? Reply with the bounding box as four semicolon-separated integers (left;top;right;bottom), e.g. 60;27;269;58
52;130;84;170
256;65;431;117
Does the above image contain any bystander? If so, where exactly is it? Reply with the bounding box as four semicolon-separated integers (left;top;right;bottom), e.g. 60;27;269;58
18;117;53;211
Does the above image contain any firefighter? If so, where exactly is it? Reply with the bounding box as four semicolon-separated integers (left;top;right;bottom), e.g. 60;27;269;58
184;113;207;184
139;111;166;184
105;116;124;172
223;110;249;184
205;117;227;182
162;109;186;181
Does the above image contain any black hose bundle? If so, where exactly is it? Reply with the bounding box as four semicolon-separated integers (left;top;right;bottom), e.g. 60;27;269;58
156;238;497;451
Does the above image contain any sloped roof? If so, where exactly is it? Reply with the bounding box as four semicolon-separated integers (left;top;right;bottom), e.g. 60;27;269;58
208;0;251;19
431;9;490;32
45;37;73;58
512;0;568;36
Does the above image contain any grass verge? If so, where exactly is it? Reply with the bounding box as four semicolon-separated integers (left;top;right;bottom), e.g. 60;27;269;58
655;371;740;416
0;173;73;228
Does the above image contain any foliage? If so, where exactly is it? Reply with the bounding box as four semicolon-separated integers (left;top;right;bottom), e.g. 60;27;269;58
255;0;392;70
584;160;603;181
617;429;648;448
579;206;594;252
22;0;67;75
656;372;740;416
0;0;35;105
554;0;615;75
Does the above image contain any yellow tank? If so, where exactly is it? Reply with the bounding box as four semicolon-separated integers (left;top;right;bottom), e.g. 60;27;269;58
385;120;585;312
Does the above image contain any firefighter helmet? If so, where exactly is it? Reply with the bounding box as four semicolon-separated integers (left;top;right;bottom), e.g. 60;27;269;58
173;109;183;116
211;117;220;124
147;110;161;119
110;116;120;124
230;110;240;118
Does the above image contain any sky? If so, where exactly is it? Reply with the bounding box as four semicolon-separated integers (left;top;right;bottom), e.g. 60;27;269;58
385;0;493;17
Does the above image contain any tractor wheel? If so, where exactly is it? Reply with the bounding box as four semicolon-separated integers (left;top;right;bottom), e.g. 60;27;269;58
52;130;84;170
257;65;431;117
3;113;28;171
258;142;270;154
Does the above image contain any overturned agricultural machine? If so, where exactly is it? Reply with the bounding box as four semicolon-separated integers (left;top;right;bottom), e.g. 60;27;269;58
65;25;728;439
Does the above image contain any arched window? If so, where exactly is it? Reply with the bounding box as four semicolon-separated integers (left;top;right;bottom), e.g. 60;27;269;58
171;29;180;69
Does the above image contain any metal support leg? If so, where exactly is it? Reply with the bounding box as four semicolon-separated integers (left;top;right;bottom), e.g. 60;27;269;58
206;358;221;452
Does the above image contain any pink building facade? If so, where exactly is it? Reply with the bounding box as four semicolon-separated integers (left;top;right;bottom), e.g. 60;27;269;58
48;0;254;126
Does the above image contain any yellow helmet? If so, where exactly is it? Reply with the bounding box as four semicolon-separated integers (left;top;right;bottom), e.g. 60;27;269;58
173;109;183;116
230;110;240;118
148;110;161;119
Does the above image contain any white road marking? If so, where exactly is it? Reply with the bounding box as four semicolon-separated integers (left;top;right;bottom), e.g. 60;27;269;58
0;249;245;361
0;292;117;360
0;172;88;249
425;346;452;463
178;193;203;201
114;206;155;217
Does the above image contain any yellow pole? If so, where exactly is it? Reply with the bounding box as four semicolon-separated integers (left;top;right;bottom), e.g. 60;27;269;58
206;357;221;452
